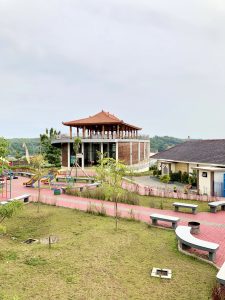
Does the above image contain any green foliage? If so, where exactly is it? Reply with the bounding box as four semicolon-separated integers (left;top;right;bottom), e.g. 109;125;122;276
189;170;197;186
0;224;6;234
0;137;9;158
160;174;170;184
150;135;184;152
0;201;23;224
170;171;182;182
40;128;61;166
73;137;82;157
153;169;161;178
8;138;40;158
25;256;47;266
181;172;189;184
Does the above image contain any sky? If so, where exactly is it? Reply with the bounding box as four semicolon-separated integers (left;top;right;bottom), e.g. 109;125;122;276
0;0;225;139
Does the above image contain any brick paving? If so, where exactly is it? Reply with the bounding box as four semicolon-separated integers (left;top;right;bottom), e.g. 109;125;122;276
2;177;225;267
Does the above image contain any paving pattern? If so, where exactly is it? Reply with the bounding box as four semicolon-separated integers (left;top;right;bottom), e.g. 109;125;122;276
2;177;225;267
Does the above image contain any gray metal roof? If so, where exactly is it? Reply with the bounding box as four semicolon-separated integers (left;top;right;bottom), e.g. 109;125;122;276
152;140;225;165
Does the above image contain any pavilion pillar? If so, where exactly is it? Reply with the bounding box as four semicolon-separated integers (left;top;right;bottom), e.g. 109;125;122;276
116;142;119;161
107;143;110;157
101;142;104;158
107;128;109;139
90;129;92;139
67;143;70;169
77;127;79;137
102;125;105;139
138;142;141;162
117;125;119;139
83;126;86;138
81;143;84;170
70;127;72;139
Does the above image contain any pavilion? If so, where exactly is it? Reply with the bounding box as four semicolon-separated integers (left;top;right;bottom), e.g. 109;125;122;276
52;110;150;169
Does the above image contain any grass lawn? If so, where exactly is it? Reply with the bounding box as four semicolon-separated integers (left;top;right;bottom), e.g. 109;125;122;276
139;195;210;212
0;204;216;300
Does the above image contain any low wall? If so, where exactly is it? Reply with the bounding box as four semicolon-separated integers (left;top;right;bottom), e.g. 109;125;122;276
122;178;224;202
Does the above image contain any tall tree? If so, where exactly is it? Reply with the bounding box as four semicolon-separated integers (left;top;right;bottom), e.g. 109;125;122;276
0;137;9;158
40;128;61;166
96;156;127;231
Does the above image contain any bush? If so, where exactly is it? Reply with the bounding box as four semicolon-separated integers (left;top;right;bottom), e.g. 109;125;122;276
0;225;6;235
181;172;189;184
65;186;139;206
160;175;170;184
212;284;225;300
170;171;182;182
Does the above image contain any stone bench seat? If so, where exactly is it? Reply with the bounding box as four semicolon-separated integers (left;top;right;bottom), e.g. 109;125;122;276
208;201;225;213
175;226;219;262
217;262;225;285
150;213;180;229
173;202;198;214
8;194;31;203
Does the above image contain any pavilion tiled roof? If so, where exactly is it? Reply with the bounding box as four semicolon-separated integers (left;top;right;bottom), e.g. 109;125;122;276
63;110;141;130
152;139;225;166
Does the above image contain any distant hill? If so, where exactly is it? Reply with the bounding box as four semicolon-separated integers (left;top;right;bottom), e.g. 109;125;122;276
8;138;40;158
150;136;184;153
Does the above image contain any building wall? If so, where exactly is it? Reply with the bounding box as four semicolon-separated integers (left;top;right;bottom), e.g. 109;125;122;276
132;142;139;164
118;142;130;164
140;143;144;161
62;143;68;167
175;163;188;173
198;170;212;195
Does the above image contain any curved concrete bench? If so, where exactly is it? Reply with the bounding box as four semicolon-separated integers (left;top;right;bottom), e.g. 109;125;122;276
208;201;225;213
173;202;198;214
217;262;225;285
175;226;219;262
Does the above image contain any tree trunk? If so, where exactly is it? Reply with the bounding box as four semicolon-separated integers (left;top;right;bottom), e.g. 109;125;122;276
37;179;41;213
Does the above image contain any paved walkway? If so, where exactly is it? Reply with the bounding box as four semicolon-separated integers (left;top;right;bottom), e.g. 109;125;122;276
2;177;225;267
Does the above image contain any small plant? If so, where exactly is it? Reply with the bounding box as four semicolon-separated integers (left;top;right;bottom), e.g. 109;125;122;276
160;175;170;184
25;256;47;266
0;224;6;235
173;186;177;193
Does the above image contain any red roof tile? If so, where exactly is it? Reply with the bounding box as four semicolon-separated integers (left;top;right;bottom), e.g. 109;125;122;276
63;110;141;130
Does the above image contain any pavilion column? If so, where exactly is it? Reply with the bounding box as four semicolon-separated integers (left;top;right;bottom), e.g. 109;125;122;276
107;143;110;157
107;128;109;139
117;125;119;139
138;142;141;162
102;125;105;139
116;142;118;161
90;129;92;139
81;143;84;170
70;127;72;139
67;143;70;169
101;142;104;158
77;127;79;137
83;126;86;138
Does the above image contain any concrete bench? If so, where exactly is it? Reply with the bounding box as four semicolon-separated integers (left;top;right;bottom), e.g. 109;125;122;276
208;201;225;213
175;226;219;262
217;262;225;285
8;194;31;203
173;202;198;214
150;214;180;229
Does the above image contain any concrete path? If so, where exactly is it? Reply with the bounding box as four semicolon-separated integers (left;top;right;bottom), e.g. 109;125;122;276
2;177;225;267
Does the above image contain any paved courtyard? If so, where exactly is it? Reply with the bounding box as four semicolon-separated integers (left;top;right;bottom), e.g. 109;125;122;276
1;177;225;267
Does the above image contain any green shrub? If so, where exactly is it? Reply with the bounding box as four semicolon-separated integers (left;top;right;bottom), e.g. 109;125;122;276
170;171;182;182
25;256;47;266
0;225;6;235
181;172;189;184
160;175;170;184
66;186;139;206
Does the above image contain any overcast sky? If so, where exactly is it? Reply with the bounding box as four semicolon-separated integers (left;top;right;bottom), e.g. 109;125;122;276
0;0;225;139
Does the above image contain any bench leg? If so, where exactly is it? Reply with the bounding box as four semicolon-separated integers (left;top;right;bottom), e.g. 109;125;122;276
24;197;29;203
221;205;225;211
181;242;191;250
174;206;179;212
152;219;157;226
209;251;215;262
172;222;177;229
192;208;197;214
210;207;216;213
